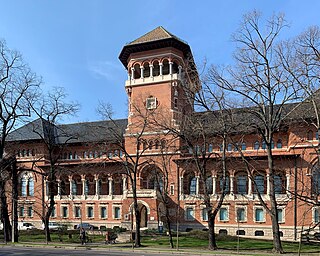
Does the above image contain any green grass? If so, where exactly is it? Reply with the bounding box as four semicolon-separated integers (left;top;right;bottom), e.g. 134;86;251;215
1;229;320;254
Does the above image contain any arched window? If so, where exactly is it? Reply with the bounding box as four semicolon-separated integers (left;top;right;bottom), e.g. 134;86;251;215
162;59;169;75
277;139;282;149
218;175;230;194
28;177;34;196
152;60;160;76
205;176;213;194
189;177;197;195
133;63;141;79
227;144;232;151
172;61;179;74
21;177;27;196
241;142;246;151
208;144;213;153
68;152;73;160
271;140;274;149
274;174;285;194
143;62;150;77
307;130;313;140
262;140;266;150
312;166;320;195
236;173;248;194
254;175;265;194
254;141;260;150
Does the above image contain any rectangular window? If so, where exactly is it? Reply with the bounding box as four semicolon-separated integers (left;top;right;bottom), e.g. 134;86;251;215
62;206;68;218
219;207;228;221
255;208;264;222
186;207;195;221
19;206;24;217
314;208;319;223
202;208;208;221
277;209;283;223
170;185;174;195
27;206;33;217
87;206;94;218
100;206;107;219
114;206;121;219
74;206;81;218
146;97;157;109
51;206;56;218
236;207;246;222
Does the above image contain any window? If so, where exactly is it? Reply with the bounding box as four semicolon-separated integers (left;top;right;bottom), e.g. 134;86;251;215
62;206;68;218
255;230;264;236
146;97;157;109
314;208;319;223
271;140;275;149
274;175;284;194
89;151;93;158
307;130;313;140
27;206;33;217
227;143;232;151
28;178;34;196
83;151;87;158
255;208;264;222
84;180;89;195
68;152;73;159
236;207;246;222
234;143;239;151
71;180;77;195
19;206;24;217
170;185;174;195
312;167;320;195
262;140;266;150
277;139;282;149
254;175;265;194
237;230;245;235
186;207;195;221
51;206;56;217
21;177;27;196
241;142;246;151
114;206;121;219
74;206;81;218
254;141;260;150
202;208;208;221
208;144;213;153
205;176;213;194
100;206;107;219
174;98;178;108
277;208;284;223
189;177;197;195
219;175;230;194
219;208;228;221
236;174;247;194
87;206;94;218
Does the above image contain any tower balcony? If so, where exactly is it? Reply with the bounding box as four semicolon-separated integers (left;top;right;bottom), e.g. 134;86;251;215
125;73;181;87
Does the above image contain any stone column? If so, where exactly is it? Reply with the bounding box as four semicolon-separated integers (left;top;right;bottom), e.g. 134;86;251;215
212;175;216;195
82;176;86;196
140;66;144;79
122;176;127;192
248;176;252;195
179;176;184;196
196;176;200;195
108;177;113;196
266;174;270;195
131;67;135;80
159;63;163;76
230;175;234;194
95;175;99;196
169;61;173;75
57;179;61;196
149;64;153;78
69;176;73;197
286;174;290;192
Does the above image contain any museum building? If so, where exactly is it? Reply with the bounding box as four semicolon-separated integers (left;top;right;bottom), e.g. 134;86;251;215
6;27;320;240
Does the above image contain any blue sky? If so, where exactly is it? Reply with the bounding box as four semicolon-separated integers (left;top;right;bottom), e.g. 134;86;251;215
0;0;319;123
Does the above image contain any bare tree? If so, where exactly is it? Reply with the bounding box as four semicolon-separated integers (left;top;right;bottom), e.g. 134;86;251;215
0;39;41;242
205;11;304;253
30;87;79;242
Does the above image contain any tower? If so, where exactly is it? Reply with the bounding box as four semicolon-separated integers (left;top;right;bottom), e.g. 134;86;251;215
119;26;199;151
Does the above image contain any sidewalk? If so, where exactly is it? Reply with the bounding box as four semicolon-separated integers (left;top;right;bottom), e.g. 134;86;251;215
1;241;319;256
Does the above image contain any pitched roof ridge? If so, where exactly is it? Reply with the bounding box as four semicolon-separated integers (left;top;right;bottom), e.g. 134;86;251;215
57;118;128;127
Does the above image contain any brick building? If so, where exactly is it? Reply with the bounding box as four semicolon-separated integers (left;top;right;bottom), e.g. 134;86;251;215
5;27;320;240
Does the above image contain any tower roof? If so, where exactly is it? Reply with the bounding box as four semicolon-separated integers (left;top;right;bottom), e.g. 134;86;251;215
119;26;192;68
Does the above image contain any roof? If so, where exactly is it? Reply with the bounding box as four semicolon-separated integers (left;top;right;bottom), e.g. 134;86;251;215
119;26;192;68
7;118;128;144
127;26;187;46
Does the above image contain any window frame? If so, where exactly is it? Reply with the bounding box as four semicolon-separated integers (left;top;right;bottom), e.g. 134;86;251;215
254;207;265;223
219;207;229;222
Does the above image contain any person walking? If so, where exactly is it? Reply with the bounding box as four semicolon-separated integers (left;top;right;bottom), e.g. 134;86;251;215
80;228;86;245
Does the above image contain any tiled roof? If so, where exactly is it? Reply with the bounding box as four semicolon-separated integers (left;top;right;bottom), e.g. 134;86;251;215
127;26;187;46
7;118;128;144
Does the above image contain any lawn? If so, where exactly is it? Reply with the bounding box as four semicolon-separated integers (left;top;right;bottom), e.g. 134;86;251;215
1;229;320;254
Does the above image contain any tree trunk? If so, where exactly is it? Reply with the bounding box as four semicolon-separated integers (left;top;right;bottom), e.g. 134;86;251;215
133;197;141;247
208;213;217;250
0;180;11;242
11;161;18;242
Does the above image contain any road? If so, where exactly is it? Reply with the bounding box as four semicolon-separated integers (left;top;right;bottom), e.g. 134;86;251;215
0;246;192;256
